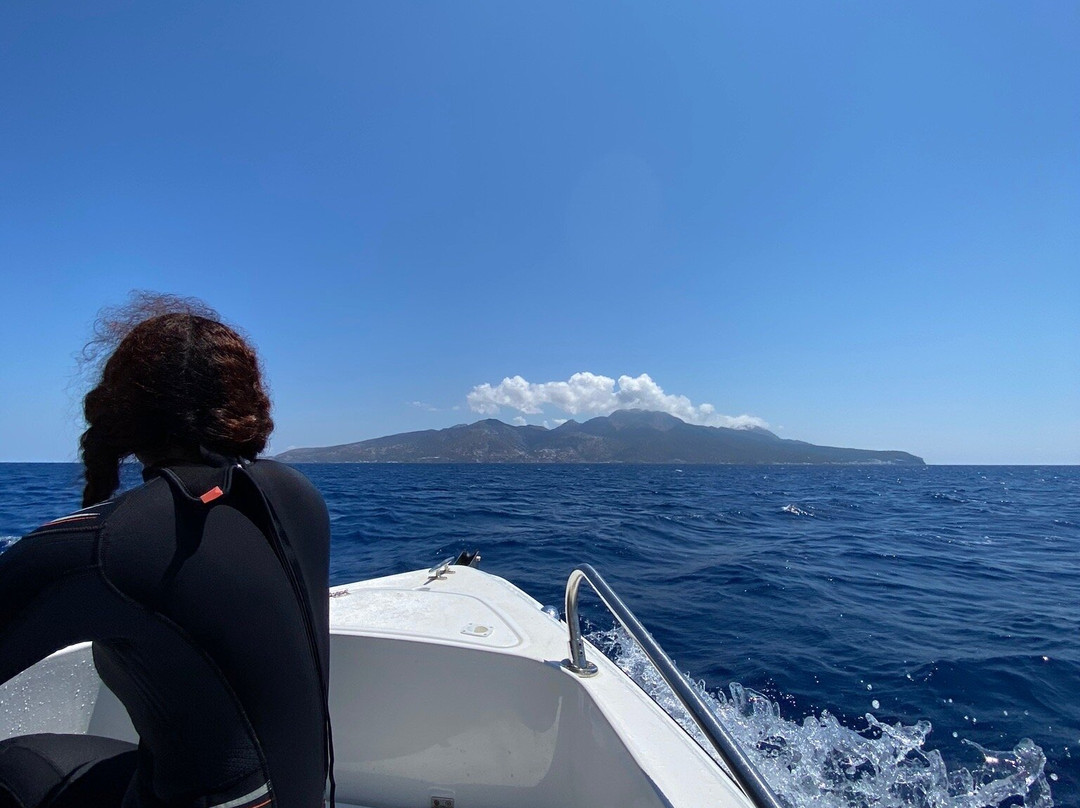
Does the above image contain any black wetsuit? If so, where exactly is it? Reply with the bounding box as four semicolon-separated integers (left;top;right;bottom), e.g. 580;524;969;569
0;459;330;808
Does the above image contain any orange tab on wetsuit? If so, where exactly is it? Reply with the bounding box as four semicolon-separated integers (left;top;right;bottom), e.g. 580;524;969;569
199;486;225;504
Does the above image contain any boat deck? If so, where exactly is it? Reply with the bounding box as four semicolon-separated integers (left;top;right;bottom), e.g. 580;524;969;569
0;565;753;808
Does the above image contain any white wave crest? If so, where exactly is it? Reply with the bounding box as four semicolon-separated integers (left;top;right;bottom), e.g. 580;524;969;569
588;626;1053;808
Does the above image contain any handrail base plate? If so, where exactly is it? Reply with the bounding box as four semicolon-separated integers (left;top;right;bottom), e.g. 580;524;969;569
561;658;599;678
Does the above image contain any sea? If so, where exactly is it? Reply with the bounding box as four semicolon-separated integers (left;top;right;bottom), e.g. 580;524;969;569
1;463;1077;808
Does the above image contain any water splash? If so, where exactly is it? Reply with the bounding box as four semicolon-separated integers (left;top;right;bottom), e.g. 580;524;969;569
0;536;18;553
782;504;814;517
590;627;1053;808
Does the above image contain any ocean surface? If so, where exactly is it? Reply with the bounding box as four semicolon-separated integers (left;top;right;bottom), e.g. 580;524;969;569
1;463;1077;807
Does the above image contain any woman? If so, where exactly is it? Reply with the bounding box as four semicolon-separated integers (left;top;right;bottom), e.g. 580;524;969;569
0;296;332;808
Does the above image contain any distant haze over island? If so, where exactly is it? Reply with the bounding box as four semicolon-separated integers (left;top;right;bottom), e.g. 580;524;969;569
275;410;925;465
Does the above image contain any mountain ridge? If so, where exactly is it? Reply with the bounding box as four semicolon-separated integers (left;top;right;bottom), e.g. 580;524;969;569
274;409;925;465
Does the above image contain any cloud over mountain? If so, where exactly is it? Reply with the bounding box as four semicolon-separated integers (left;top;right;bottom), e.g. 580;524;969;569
467;372;767;430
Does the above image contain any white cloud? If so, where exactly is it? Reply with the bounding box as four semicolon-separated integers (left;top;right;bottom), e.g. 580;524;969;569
467;372;767;430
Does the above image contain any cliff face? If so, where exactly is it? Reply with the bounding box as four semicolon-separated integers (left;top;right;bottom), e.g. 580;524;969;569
275;410;925;465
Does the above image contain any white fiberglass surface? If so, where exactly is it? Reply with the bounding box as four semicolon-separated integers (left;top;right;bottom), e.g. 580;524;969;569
0;643;137;744
0;643;100;739
328;633;677;808
327;567;751;807
330;586;522;649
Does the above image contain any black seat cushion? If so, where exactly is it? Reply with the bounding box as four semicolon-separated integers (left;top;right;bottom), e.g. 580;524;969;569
0;734;137;808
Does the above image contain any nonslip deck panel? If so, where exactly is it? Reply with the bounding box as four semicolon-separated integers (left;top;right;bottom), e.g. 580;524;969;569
329;586;522;648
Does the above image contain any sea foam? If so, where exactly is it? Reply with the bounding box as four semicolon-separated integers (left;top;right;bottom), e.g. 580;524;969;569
591;626;1053;808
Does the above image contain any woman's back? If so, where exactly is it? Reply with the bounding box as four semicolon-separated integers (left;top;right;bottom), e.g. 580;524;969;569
1;459;330;807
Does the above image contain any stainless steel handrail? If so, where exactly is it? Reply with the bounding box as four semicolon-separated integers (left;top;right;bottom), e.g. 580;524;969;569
562;564;785;808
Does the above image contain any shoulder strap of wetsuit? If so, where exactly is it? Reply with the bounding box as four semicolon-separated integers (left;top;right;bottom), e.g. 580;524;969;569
230;464;336;807
156;464;337;807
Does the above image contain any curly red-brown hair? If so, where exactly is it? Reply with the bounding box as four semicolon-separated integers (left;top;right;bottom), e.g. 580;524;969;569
79;293;273;506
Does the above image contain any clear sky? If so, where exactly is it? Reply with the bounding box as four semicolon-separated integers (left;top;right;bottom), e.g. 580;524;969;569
1;2;1077;464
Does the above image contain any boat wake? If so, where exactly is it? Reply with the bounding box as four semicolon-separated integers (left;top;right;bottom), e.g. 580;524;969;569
589;627;1054;808
0;537;17;553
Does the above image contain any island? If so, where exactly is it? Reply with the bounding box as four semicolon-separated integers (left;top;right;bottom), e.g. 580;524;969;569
274;409;925;465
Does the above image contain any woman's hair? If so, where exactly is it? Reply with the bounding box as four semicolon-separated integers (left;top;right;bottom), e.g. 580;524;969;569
79;292;274;506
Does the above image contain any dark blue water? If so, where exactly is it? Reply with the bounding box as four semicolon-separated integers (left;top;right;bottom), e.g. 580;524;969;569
2;463;1077;807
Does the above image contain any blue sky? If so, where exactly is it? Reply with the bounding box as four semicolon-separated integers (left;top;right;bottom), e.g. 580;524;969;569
1;2;1077;464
